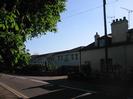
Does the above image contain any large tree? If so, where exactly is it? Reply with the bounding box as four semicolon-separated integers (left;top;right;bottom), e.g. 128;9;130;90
0;0;66;73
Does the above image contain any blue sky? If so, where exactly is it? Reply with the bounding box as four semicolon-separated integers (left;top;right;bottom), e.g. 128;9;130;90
25;0;133;55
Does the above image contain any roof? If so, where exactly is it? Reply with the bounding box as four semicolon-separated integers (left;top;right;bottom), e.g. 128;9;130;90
97;34;112;40
81;30;133;51
82;40;133;51
31;46;85;58
81;42;95;51
128;28;133;34
31;29;133;56
54;46;84;55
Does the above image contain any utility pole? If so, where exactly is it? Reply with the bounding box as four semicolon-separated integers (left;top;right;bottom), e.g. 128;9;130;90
103;0;108;72
79;47;82;73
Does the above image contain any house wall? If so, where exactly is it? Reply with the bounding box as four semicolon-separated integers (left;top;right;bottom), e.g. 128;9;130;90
54;52;80;67
30;43;133;76
108;46;126;68
81;44;133;74
30;51;80;70
127;44;133;72
108;44;133;73
35;57;47;65
81;48;104;71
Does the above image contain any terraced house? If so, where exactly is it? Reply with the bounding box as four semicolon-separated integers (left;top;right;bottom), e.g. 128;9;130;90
30;17;133;78
30;47;83;71
81;17;133;78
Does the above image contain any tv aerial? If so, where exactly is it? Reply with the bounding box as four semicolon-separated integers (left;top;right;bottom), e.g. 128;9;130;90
121;7;133;28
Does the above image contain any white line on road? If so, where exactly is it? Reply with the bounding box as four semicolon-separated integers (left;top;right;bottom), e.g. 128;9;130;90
0;82;29;99
30;79;49;84
72;92;92;99
60;85;96;94
15;76;27;80
29;79;94;99
28;78;96;94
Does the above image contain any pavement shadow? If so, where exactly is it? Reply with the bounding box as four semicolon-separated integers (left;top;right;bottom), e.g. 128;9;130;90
22;82;92;99
22;83;62;91
44;79;99;91
40;79;132;99
23;78;133;99
30;87;88;99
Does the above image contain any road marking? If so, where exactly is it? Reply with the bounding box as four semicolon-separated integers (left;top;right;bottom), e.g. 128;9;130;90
60;85;96;93
30;79;49;84
72;92;92;99
29;78;96;94
15;76;27;80
0;82;29;99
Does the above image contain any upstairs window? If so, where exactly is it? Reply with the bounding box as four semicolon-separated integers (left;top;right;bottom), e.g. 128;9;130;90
71;54;74;60
75;54;78;60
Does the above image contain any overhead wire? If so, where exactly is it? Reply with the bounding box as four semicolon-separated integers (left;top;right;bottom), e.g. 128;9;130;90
63;5;103;19
63;0;119;20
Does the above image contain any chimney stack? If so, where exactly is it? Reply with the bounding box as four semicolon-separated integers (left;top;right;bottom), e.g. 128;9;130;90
111;17;128;43
95;32;100;46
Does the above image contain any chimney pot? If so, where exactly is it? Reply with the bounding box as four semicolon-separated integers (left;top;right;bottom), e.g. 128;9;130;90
123;17;126;20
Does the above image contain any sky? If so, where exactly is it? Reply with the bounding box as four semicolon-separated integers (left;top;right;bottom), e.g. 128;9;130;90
25;0;133;55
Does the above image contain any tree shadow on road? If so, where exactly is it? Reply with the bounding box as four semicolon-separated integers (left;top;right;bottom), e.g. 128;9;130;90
30;87;89;99
22;81;92;99
22;83;62;91
40;78;132;99
22;78;133;99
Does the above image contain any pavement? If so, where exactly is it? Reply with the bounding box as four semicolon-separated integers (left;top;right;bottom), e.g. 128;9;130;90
0;85;18;99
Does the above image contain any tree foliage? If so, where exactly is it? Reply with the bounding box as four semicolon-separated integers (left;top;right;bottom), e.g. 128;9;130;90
0;0;66;73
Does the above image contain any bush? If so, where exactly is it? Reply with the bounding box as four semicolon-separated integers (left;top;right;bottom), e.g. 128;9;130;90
15;64;47;75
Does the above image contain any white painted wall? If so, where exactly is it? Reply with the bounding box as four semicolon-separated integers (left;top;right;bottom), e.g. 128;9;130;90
54;52;80;67
81;44;133;73
81;48;104;71
127;44;133;72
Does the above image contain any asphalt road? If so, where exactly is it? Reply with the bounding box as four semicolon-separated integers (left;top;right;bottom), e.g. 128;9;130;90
1;74;133;99
0;74;93;99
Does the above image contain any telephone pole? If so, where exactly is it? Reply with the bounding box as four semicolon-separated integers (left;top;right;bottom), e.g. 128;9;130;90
103;0;108;72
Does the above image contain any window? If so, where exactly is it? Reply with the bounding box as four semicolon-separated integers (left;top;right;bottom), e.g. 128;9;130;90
71;54;74;60
61;56;63;60
75;54;78;60
58;56;60;61
64;55;69;61
58;55;63;61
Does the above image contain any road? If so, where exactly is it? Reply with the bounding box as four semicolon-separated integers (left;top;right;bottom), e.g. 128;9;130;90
0;74;94;99
1;74;133;99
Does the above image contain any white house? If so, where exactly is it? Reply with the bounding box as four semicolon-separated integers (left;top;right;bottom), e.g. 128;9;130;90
30;17;133;78
81;17;133;78
30;47;83;71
